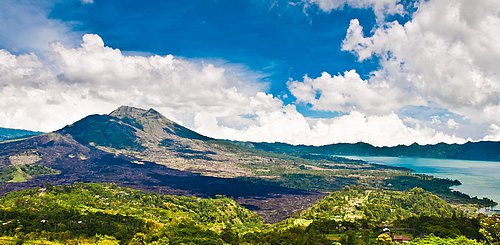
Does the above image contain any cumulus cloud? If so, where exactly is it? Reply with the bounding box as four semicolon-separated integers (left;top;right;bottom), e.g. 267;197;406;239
1;0;495;146
0;34;271;131
341;0;500;125
285;0;499;143
287;70;403;115
446;119;459;130
303;0;404;20
196;109;465;146
0;34;464;146
483;124;500;141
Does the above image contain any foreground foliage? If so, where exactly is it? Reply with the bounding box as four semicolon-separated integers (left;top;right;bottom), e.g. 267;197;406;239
302;187;455;224
0;183;498;244
410;235;484;245
0;183;261;244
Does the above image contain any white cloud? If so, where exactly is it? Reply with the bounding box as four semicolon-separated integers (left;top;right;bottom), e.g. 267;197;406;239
286;0;499;144
304;0;404;20
287;70;403;115
1;0;495;146
341;19;375;61
196;109;465;146
483;124;500;141
0;34;271;132
0;34;464;146
446;119;459;130
341;0;500;125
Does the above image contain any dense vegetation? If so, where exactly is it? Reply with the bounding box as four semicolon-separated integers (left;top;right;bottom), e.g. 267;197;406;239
249;141;500;161
0;127;41;142
0;183;261;244
0;183;498;244
302;187;455;224
410;235;484;245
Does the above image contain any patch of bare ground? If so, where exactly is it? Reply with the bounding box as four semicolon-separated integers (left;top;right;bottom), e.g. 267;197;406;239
237;192;328;223
8;151;41;165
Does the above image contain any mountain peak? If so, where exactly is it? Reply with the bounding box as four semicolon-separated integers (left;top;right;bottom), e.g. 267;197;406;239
109;106;148;119
58;105;212;151
110;106;174;127
143;108;164;119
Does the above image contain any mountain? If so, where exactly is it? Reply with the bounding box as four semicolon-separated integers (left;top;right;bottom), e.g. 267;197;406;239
249;141;500;161
0;106;496;223
0;127;42;142
59;106;211;151
0;106;327;221
56;106;271;178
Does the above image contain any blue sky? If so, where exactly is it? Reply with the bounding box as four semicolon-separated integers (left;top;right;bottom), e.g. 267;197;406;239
50;0;380;101
0;0;499;145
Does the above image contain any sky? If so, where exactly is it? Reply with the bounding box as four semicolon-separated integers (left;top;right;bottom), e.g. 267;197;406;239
0;0;499;146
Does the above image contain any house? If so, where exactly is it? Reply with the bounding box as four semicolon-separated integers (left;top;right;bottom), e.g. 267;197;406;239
392;235;411;243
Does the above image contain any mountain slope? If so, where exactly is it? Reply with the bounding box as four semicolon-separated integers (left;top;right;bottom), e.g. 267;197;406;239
57;106;264;178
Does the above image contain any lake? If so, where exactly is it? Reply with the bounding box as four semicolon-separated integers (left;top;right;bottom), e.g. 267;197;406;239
342;156;500;208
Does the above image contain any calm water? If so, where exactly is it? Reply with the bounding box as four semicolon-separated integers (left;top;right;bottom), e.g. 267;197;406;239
343;156;500;207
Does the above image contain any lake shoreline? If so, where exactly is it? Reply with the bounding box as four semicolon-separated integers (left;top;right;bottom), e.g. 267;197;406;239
340;155;500;211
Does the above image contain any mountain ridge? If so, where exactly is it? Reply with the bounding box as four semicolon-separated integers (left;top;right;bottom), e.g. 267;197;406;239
248;140;500;161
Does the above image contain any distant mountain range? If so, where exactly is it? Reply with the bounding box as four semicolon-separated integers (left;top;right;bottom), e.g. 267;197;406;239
0;127;42;142
248;141;500;162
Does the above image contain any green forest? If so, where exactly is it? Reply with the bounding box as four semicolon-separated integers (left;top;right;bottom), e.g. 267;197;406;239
0;183;498;244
